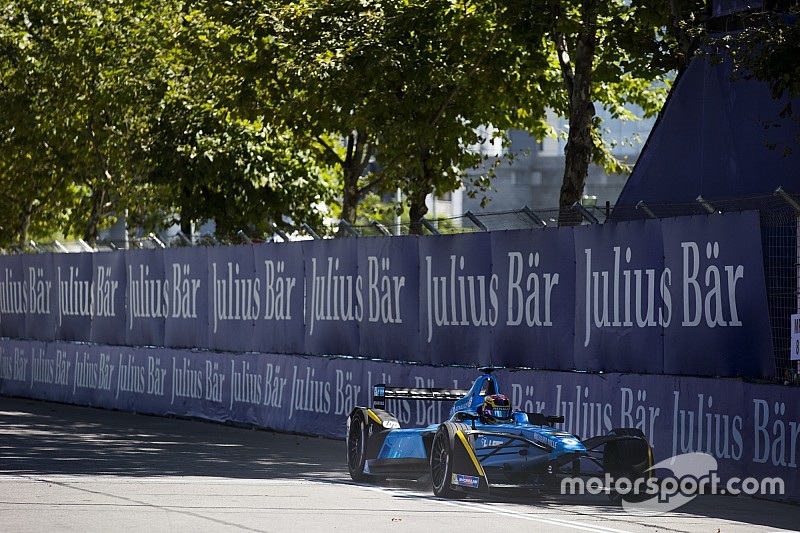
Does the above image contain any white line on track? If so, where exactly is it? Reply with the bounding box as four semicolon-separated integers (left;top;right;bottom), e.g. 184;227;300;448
0;475;318;484
355;483;633;533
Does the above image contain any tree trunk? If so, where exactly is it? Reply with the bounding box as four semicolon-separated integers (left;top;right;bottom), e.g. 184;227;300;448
408;188;429;235
85;111;112;245
408;150;433;235
340;167;360;231
17;200;33;248
180;218;192;240
84;186;108;246
337;132;371;237
557;0;598;226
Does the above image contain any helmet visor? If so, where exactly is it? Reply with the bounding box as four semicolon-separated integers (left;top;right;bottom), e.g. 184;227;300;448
487;406;511;420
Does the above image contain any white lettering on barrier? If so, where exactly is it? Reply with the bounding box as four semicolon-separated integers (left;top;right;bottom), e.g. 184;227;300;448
367;256;405;324
55;349;70;385
73;351;97;392
211;262;260;334
671;390;744;461
147;356;166;397
581;241;745;347
263;260;296;321
288;365;331;419
554;384;613;438
583;246;671;347
412;376;445;426
228;359;257;407
335;369;361;416
681;242;743;328
28;267;51;315
30;347;53;385
59;266;94;327
620;388;661;444
510;383;547;414
506;251;558;328
424;254;499;343
0;268;27;319
171;263;200;319
128;264;169;330
263;363;287;408
753;398;800;468
171;356;202;405
117;353;145;397
95;266;118;318
308;257;362;336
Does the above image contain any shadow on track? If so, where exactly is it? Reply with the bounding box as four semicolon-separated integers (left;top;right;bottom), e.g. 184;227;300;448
2;395;797;532
0;396;345;480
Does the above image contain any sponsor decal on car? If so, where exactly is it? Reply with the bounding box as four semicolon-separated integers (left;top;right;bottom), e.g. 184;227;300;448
477;437;506;448
451;473;480;489
532;432;560;449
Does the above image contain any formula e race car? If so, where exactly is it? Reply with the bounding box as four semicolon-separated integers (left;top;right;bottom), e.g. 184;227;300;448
346;368;653;499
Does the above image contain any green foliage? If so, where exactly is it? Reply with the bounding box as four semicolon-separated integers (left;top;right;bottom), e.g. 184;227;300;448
0;0;710;245
0;0;333;246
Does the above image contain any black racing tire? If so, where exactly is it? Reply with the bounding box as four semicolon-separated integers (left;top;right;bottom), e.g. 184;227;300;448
347;410;369;482
430;423;468;499
605;428;653;503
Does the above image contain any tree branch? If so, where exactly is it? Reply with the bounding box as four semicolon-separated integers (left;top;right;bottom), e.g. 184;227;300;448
555;31;575;98
429;28;501;130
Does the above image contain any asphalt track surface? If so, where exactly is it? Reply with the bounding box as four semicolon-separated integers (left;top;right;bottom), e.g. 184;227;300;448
0;396;797;533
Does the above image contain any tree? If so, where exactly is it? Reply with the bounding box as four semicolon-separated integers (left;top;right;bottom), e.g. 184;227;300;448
263;0;386;234
144;3;335;238
512;0;705;224
0;1;82;246
0;0;182;246
0;0;333;247
267;0;701;231
259;0;553;234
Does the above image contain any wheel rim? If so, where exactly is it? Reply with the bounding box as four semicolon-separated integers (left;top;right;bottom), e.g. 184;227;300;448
348;418;364;471
431;432;449;490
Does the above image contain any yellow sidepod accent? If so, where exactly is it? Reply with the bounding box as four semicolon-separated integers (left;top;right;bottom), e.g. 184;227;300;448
367;409;382;425
456;430;485;477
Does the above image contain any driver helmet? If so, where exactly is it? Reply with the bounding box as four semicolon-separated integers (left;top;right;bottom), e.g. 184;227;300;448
480;394;512;423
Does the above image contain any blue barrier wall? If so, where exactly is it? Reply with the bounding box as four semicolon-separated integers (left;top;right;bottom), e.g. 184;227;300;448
1;338;797;502
1;210;794;499
0;211;775;378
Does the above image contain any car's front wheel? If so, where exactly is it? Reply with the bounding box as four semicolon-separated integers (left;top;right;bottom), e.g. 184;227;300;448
347;410;369;481
604;428;653;503
430;423;466;499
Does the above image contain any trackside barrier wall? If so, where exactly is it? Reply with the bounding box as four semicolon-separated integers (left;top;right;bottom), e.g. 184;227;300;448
0;339;797;503
0;211;775;379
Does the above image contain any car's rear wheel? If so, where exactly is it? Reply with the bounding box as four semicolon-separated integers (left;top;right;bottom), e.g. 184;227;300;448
347;410;369;481
430;423;466;499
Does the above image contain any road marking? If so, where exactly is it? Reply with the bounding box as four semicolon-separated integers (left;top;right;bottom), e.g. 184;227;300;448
354;483;632;533
0;475;322;485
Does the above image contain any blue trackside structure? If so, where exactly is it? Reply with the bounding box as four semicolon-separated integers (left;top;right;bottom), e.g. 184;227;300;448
347;368;653;499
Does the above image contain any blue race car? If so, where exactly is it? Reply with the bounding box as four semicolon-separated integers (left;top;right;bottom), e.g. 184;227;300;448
346;368;653;499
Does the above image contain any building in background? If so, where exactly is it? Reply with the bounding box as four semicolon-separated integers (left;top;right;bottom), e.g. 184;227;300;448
428;109;656;221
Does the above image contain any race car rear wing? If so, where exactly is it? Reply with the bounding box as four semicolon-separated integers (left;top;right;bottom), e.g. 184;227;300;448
372;384;469;409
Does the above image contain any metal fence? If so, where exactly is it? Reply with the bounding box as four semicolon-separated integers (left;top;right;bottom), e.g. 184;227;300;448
612;191;800;383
